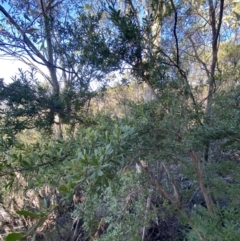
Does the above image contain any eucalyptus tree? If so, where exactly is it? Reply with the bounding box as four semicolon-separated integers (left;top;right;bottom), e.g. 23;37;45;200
0;0;105;139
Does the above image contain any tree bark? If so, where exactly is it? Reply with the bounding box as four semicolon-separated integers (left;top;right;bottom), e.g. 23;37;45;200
39;0;62;139
53;113;63;139
204;0;224;160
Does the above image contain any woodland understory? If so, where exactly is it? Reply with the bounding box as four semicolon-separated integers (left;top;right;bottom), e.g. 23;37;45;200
0;0;240;240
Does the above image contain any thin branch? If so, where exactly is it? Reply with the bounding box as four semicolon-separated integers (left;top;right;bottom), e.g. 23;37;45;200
0;5;83;79
169;0;179;66
189;149;214;214
213;0;224;47
0;154;69;177
162;162;181;206
141;195;151;241
189;37;211;79
0;5;47;63
136;160;181;209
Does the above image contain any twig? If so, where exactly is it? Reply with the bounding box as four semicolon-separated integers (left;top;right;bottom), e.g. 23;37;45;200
93;218;105;239
162;162;181;207
136;160;181;208
187;187;200;207
141;195;151;241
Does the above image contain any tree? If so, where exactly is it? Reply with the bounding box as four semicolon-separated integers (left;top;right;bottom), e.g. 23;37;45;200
92;0;227;160
0;0;105;138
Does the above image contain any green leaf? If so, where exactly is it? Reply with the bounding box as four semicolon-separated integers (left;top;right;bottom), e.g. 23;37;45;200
89;171;97;179
12;153;18;159
99;155;104;164
43;198;48;208
101;163;110;168
21;160;30;167
97;169;103;176
58;184;70;193
16;210;41;219
5;232;24;241
91;157;99;166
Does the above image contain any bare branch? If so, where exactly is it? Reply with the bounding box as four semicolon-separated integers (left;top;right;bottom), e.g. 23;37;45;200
0;5;47;63
169;0;179;66
189;149;214;214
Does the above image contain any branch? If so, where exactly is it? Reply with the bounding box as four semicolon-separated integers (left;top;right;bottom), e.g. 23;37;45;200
136;160;181;209
189;149;214;214
0;5;47;63
155;47;203;126
213;0;224;47
169;0;180;66
188;37;211;79
0;5;80;82
162;162;181;206
0;154;68;177
141;195;151;241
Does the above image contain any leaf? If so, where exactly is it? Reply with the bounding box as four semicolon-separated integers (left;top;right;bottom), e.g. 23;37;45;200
21;160;30;167
233;11;240;21
43;198;48;208
5;233;24;241
58;184;70;193
16;210;41;219
26;28;39;34
101;163;110;168
89;171;97;179
97;169;103;176
105;144;113;155
24;13;31;21
18;153;22;162
99;155;104;164
25;216;47;237
91;157;99;166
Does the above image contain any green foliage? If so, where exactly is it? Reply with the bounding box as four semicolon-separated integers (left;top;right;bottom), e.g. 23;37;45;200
1;1;240;240
1;83;240;240
0;68;94;138
185;205;240;241
0;115;137;189
5;233;24;241
0;69;54;136
16;210;43;219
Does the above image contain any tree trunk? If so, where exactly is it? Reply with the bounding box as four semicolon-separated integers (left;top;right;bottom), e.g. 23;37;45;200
40;0;63;139
204;0;224;160
53;113;63;139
